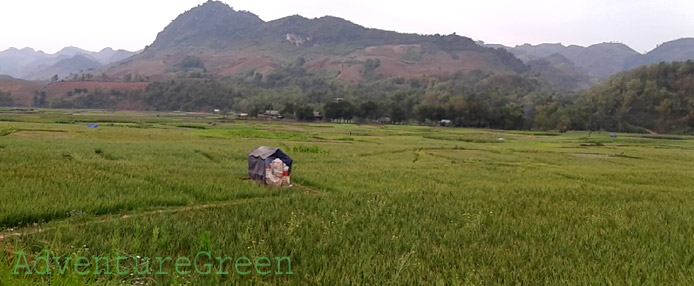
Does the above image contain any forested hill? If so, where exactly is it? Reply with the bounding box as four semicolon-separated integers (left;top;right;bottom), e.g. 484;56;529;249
580;60;694;134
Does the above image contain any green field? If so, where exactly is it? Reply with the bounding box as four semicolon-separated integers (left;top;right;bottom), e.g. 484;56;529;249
2;109;694;285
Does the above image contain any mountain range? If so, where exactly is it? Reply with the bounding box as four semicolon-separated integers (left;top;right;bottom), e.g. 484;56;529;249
0;47;138;81
1;0;694;108
485;38;694;81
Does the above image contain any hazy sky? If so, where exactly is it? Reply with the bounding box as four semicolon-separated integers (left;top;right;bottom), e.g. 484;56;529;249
1;0;692;54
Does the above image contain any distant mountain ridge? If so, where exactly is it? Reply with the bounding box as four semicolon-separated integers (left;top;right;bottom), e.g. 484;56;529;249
526;53;596;90
487;38;694;80
1;0;693;94
0;47;138;80
627;38;694;70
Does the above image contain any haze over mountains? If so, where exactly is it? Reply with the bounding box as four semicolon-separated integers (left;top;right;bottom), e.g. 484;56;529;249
0;47;137;81
487;38;694;81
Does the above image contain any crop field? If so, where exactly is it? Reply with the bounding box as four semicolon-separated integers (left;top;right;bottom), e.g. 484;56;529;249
2;109;694;285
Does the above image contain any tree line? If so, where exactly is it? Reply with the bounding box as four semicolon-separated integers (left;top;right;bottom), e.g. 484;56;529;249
27;60;694;134
0;90;13;106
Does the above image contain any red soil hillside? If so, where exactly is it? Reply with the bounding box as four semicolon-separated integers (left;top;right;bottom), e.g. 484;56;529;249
0;75;45;106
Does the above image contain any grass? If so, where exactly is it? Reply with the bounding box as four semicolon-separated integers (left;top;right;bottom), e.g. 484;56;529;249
423;134;504;144
0;128;19;136
2;110;694;284
506;131;562;136
282;144;330;154
175;124;208;130
195;126;307;140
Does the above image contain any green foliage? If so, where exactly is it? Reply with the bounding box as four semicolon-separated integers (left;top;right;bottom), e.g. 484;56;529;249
389;105;406;124
32;91;46;107
122;73;148;83
144;80;235;111
402;46;424;62
362;58;381;79
357;101;379;120
49;88;142;109
577;60;694;133
507;131;561;136
280;102;296;118
0;128;19;136
195;149;218;162
422;135;503;144
94;148;121;161
0;90;13;106
532;102;571;132
295;105;315;121
294;56;306;67
177;56;206;71
290;144;330;154
197;127;307;140
414;104;447;123
263;64;309;88
174;124;208;129
324;100;356;122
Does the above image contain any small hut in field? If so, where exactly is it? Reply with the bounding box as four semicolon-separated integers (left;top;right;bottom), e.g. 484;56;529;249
248;146;293;187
